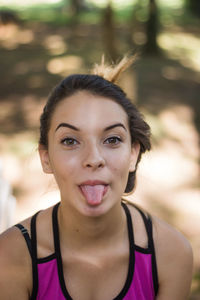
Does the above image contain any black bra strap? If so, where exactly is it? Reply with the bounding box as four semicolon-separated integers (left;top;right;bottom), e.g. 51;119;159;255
15;224;32;256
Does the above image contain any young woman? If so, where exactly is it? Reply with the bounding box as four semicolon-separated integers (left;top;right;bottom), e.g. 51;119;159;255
0;56;193;300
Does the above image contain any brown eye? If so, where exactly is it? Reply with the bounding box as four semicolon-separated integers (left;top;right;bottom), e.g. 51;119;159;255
61;138;79;146
104;136;122;145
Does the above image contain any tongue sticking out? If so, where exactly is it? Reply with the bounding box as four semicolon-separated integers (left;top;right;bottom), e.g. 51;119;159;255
80;185;106;206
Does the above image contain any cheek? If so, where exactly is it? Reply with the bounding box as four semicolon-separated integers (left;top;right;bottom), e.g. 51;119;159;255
111;162;130;195
109;151;131;178
49;149;79;179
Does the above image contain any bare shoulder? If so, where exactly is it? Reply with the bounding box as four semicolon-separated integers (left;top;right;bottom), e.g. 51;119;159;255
0;218;32;265
152;214;193;299
0;223;32;299
152;214;193;266
124;200;193;263
0;204;55;299
123;200;193;299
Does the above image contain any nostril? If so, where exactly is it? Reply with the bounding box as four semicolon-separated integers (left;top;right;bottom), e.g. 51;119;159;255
84;157;105;169
86;161;104;168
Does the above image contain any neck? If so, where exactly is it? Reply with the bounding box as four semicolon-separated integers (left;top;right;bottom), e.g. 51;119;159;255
58;201;127;250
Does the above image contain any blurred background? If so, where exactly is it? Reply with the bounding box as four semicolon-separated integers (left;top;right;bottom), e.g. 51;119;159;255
0;0;199;298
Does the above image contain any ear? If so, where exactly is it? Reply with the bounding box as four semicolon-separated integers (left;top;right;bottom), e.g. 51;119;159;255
129;143;140;172
38;144;53;174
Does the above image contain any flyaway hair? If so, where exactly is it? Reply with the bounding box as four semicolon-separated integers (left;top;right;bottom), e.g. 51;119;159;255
92;54;137;83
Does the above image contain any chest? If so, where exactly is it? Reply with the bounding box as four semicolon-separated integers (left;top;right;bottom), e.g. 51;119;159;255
34;203;156;300
36;248;155;300
61;249;129;300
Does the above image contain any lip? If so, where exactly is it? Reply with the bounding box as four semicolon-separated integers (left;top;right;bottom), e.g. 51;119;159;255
79;180;109;186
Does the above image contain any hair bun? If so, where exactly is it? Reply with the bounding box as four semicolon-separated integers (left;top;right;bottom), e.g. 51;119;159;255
92;54;137;83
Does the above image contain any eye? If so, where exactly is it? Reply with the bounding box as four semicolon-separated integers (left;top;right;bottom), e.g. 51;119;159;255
61;138;79;146
104;136;122;145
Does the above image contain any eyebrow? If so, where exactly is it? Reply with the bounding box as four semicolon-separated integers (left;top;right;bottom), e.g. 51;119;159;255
55;122;127;132
104;123;127;132
55;123;80;132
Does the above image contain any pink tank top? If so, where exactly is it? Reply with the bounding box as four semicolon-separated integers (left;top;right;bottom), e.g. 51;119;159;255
16;202;158;300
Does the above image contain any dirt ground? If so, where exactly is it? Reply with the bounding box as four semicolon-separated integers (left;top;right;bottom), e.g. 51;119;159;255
0;20;200;298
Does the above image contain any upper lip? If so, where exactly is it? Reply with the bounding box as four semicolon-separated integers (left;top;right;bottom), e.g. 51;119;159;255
79;180;108;186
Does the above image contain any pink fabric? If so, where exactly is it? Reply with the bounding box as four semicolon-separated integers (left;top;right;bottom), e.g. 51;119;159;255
36;250;155;300
123;251;155;300
37;259;65;300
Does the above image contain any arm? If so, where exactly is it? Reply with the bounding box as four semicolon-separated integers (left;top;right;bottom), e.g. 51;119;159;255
0;227;32;300
153;216;193;300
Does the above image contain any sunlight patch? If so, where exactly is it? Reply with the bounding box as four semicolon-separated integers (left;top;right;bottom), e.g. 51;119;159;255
0;0;62;7
0;26;34;49
43;35;67;56
158;32;200;72
47;55;83;75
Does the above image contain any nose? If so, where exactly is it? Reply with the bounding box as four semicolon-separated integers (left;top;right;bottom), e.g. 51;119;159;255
82;143;105;170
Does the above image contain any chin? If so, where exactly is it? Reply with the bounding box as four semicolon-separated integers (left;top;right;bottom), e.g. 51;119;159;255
79;203;106;218
79;198;118;218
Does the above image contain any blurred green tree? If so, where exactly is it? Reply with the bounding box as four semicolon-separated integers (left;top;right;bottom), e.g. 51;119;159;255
186;0;200;17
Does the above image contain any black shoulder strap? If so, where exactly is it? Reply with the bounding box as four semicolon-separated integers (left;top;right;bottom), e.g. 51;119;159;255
15;211;41;300
136;208;159;295
120;202;135;297
146;215;159;295
121;202;135;248
129;203;153;249
30;211;40;260
122;201;159;295
30;211;40;300
15;223;32;256
52;202;61;254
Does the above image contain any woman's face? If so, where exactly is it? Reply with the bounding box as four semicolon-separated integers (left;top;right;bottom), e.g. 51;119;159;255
39;91;140;217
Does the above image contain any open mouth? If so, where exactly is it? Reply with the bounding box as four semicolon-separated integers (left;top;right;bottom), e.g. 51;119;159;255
79;183;109;206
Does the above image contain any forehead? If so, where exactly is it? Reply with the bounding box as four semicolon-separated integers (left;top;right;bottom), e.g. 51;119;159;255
50;91;128;129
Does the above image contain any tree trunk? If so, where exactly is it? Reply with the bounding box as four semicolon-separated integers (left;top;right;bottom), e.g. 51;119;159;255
144;0;160;55
186;0;200;17
69;0;84;15
102;1;118;62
